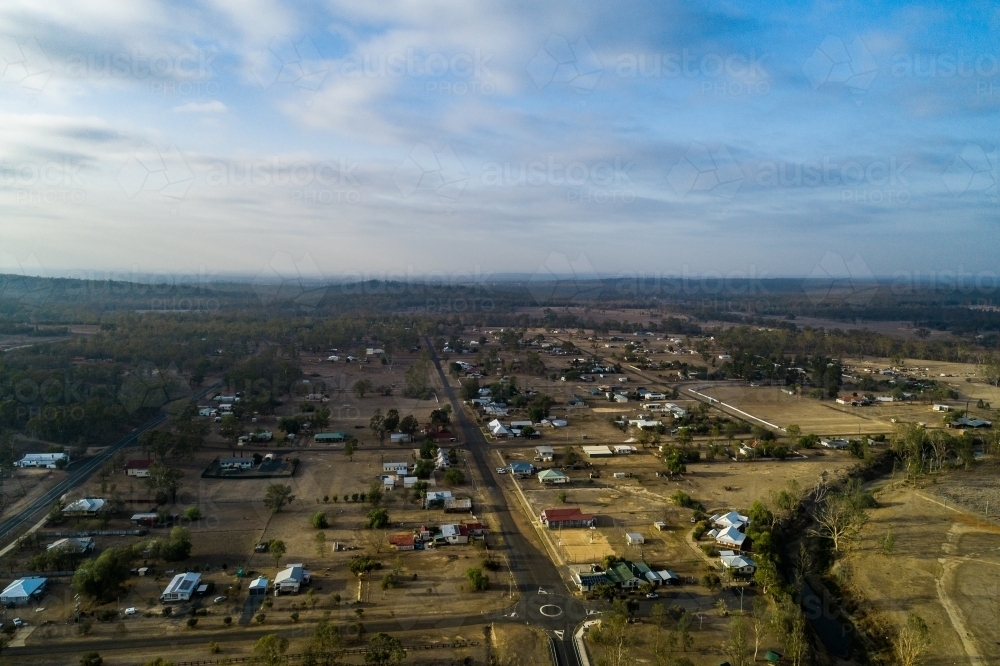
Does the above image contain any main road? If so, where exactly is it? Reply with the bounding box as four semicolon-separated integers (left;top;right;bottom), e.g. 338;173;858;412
0;382;222;546
426;342;590;666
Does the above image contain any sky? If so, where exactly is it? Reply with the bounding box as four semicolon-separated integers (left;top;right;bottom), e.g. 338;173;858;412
1;0;999;287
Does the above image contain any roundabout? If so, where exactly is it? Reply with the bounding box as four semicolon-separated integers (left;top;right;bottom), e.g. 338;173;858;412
539;604;563;618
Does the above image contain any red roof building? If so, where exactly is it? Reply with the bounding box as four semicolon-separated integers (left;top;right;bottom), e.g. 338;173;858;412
389;533;415;550
124;459;154;477
540;507;595;529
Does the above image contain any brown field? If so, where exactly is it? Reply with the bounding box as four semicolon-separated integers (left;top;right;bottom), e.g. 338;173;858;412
848;462;1000;666
491;623;550;666
12;624;489;666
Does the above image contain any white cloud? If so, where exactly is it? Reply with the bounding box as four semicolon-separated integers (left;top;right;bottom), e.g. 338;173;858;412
172;100;227;113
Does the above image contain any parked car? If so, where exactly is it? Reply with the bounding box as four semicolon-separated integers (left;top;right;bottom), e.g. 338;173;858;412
124;607;137;616
496;468;507;474
214;596;227;604
12;618;24;628
645;593;659;599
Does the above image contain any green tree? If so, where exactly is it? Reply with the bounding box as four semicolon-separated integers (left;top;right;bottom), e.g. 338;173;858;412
369;409;386;445
367;479;384;507
74;547;135;602
354;379;373;398
269;539;286;567
365;633;406;666
465;567;489;591
365;508;389;529
444;468;465;485
383;409;400;433
251;634;289;666
219;414;243;447
725;616;751;666
183;506;201;522
264;484;295;513
80;653;103;666
344;438;357;461
398;415;419;439
304;618;343;666
310;511;329;529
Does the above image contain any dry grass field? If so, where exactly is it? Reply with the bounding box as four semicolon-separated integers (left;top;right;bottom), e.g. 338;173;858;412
500;445;857;575
491;623;550;666
847;465;1000;666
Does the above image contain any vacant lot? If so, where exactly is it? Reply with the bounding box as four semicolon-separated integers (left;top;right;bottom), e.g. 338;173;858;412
848;465;1000;666
491;623;550;666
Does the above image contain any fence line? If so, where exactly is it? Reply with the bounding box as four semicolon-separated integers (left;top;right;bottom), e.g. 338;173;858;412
173;641;480;665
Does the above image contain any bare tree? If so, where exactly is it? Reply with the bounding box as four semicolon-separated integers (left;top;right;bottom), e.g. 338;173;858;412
749;596;770;662
809;489;864;555
357;529;390;555
725;616;751;666
894;614;930;666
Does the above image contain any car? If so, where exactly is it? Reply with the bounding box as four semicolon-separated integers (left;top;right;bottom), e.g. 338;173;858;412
124;607;137;616
496;468;507;474
645;593;659;599
214;596;227;604
12;618;23;628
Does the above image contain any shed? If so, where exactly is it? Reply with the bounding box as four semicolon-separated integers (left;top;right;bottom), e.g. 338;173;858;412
582;445;613;458
315;431;346;443
248;576;269;596
389;533;415;551
626;532;645;545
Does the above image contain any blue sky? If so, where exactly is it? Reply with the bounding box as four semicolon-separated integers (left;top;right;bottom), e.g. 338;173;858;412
0;0;998;285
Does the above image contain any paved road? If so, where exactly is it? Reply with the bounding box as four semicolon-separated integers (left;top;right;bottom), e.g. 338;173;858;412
427;342;590;666
0;382;222;546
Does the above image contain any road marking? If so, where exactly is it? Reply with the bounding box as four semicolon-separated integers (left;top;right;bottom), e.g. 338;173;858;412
539;604;562;618
538;587;548;595
553;629;565;640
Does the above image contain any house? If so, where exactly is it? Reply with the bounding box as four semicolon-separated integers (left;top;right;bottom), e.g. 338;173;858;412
379;475;396;490
628;419;663;429
63;498;105;516
131;512;173;527
124;459;154;477
950;417;992;429
508;461;535;477
274;564;310;595
383;462;409;474
720;550;756;575
403;476;418;488
534;445;554;462
538;469;570;485
571;569;608;592
819;438;848;450
389;533;415;551
664;403;688;418
248;576;268;596
0;577;47;606
603;562;644;589
160;572;201;602
464;522;489;538
220;457;254;470
488;419;513;438
715;526;748;550
435;448;450;470
613;445;637;455
613;394;629;403
654;521;667;531
47;537;94;554
711;510;749;531
14;453;69;469
540;507;595;529
424;490;453;509
582;445;614;458
626;532;645;545
314;431;346;443
444;497;473;512
932;404;951;412
440;524;469;544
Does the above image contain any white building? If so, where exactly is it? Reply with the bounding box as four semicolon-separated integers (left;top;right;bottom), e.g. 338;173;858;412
160;572;201;602
274;564;311;595
720;550;756;575
14;453;68;469
383;462;409;474
220;457;254;470
626;532;645;545
63;498;105;515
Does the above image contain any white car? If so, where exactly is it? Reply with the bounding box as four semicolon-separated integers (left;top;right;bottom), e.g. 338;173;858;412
124;607;137;616
12;618;24;628
496;468;507;474
214;596;227;604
